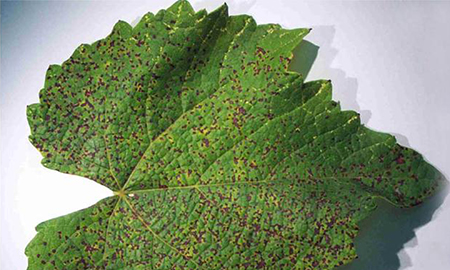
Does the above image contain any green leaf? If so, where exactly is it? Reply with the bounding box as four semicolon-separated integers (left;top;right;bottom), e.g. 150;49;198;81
26;1;443;269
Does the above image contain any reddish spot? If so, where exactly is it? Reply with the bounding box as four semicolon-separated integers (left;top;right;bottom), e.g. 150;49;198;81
84;245;96;252
233;157;239;164
256;260;266;268
376;176;382;183
203;138;210;147
232;117;240;128
396;155;405;164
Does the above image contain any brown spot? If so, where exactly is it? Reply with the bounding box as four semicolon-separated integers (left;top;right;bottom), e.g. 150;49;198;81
203;138;210;147
396;155;405;164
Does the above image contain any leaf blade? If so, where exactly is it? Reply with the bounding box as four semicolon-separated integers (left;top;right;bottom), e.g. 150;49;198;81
26;1;443;269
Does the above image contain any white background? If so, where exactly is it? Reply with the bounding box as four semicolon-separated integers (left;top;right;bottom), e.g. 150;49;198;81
1;1;449;269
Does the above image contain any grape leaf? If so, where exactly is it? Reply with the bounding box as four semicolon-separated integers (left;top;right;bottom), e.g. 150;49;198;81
25;1;443;269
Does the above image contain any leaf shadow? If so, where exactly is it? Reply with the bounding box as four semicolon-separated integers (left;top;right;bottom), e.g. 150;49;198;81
290;25;449;270
339;182;448;270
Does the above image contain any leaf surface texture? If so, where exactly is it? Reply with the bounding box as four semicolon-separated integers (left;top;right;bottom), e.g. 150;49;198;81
26;1;442;269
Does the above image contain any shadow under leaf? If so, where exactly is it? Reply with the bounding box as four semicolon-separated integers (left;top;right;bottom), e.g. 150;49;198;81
339;182;448;270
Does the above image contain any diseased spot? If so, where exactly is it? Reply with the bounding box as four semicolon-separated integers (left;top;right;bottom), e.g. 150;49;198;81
396;155;405;164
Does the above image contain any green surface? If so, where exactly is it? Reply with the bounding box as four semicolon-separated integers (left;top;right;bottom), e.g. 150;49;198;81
26;1;442;269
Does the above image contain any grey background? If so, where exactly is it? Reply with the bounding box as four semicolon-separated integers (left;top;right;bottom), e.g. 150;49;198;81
1;0;449;269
